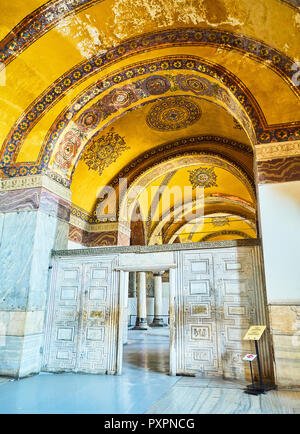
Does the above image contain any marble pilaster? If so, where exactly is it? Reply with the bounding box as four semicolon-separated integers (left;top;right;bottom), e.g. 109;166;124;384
0;176;71;378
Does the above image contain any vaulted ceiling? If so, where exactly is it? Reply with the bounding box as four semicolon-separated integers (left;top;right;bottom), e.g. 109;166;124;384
0;0;299;243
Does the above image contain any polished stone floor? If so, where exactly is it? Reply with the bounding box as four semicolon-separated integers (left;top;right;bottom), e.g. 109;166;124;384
0;329;300;414
0;328;177;414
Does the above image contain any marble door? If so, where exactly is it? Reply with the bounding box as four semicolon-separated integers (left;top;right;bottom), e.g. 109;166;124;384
177;246;271;380
213;250;256;379
42;256;119;374
180;251;222;376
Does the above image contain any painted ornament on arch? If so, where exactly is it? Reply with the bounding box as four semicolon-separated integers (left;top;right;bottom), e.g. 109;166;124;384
82;127;130;176
141;75;171;95
146;96;202;131
54;131;81;172
189;167;218;189
77;107;102;132
100;84;139;114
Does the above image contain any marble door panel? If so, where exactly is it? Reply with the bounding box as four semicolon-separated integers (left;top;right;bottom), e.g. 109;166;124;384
181;252;221;375
76;261;115;374
214;250;256;379
43;262;82;372
43;256;119;375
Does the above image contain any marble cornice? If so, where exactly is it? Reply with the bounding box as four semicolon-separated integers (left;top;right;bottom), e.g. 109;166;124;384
53;238;261;257
255;141;300;162
0;174;71;202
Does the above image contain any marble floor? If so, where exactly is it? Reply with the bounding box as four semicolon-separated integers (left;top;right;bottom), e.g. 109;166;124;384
0;329;300;414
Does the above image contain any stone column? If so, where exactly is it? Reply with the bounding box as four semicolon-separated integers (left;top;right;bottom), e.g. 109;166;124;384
0;175;71;378
129;272;137;298
151;271;166;327
133;272;148;330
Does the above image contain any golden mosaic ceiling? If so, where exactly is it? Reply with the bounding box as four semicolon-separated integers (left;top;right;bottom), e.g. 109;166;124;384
0;0;299;242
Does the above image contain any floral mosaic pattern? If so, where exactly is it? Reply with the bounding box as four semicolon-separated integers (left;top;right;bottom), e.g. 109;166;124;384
82;128;129;176
146;96;202;131
189;167;218;189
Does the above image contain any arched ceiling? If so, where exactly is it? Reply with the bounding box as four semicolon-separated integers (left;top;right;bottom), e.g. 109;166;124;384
167;213;256;244
71;97;253;212
0;0;299;181
0;0;299;245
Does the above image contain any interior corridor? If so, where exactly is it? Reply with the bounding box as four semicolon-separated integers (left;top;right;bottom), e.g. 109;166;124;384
124;329;170;375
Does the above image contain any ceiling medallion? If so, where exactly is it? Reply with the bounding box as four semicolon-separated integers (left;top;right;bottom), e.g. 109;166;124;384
189;167;218;189
82;127;129;176
146;96;202;131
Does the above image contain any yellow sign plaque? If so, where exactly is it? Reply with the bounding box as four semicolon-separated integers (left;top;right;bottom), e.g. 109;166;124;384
243;325;266;341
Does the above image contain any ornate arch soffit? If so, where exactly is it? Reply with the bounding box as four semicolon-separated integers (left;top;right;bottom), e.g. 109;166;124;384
0;2;299;69
70;140;255;225
106;135;254;190
148;199;256;245
1;54;260;181
1;27;299;180
200;230;253;242
166;222;256;245
1;55;259;181
117;153;256;223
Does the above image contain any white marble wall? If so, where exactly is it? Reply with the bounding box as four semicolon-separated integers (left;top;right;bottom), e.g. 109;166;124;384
258;180;300;386
0;209;69;377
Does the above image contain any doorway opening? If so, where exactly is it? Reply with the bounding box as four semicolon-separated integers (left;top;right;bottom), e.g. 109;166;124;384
123;270;171;376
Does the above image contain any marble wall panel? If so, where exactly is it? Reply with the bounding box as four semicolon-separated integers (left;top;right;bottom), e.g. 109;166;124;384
0;311;44;336
0;212;37;310
0;336;23;376
19;334;43;378
269;304;300;387
0;189;40;213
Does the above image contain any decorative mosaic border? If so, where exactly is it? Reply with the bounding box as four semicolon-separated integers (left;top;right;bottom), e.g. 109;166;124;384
201;230;252;242
255;140;300;161
1;28;299;179
53;238;261;256
0;2;299;70
1;55;259;179
280;0;300;7
0;0;104;68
